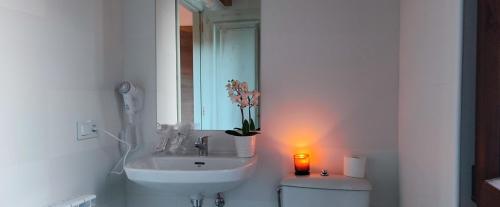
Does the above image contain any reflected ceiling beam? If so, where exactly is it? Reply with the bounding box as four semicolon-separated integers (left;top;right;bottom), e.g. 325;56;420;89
202;0;223;10
183;0;231;11
182;0;204;11
219;0;232;6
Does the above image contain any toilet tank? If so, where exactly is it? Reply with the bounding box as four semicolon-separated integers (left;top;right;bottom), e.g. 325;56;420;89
279;174;372;207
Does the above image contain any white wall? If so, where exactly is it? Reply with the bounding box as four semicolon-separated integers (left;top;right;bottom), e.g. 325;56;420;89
0;0;126;206
399;0;463;206
261;1;400;206
123;0;400;207
122;0;158;158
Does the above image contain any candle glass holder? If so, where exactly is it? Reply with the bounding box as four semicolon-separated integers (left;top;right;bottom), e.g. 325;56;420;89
294;154;310;176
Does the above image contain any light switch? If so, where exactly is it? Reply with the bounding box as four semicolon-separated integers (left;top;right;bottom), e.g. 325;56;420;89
77;120;98;140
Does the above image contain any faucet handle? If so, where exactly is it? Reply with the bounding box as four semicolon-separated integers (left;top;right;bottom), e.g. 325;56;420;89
196;135;209;144
195;136;209;156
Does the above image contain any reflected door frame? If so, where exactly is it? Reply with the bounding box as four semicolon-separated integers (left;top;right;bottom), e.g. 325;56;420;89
199;10;260;130
178;0;203;127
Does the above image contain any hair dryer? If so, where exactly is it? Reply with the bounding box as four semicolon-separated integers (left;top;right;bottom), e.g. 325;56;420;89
118;81;144;125
102;81;144;175
117;81;144;154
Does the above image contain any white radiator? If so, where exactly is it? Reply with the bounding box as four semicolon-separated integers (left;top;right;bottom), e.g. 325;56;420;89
50;194;96;207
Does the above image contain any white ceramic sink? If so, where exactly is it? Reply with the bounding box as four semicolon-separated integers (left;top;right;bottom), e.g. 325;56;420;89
125;155;258;196
487;178;500;190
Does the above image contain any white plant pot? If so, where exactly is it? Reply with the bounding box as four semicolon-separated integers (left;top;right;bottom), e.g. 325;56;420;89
234;135;256;158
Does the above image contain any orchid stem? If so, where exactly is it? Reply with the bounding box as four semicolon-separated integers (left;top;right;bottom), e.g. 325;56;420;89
248;97;252;121
240;108;244;127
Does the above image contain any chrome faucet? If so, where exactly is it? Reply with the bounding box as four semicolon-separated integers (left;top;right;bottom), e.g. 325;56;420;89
194;136;209;156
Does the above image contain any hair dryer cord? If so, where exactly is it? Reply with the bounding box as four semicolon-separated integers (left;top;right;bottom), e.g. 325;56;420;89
101;129;131;175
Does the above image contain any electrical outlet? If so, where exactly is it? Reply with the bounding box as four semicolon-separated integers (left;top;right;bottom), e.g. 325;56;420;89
77;120;98;140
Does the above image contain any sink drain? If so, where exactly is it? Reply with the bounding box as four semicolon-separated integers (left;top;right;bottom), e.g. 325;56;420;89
215;192;225;207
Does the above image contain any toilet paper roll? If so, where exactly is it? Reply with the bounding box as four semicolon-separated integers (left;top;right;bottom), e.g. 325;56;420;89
343;156;367;178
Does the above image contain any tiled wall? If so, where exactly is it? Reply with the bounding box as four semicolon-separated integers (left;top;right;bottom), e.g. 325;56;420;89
0;0;126;206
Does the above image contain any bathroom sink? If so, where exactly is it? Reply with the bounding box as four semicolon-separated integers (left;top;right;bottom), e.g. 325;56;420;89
124;154;258;196
487;178;500;190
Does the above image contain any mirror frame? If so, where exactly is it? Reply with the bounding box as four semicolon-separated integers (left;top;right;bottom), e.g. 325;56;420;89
156;0;179;125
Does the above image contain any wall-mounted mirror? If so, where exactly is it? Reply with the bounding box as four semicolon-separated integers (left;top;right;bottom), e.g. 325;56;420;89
157;0;261;130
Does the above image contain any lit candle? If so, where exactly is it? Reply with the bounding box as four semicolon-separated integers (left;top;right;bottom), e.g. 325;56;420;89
294;153;310;176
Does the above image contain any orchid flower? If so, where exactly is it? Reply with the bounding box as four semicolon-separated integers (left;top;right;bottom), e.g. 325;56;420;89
225;79;261;136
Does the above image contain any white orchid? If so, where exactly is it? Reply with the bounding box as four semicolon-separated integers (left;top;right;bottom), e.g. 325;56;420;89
230;95;241;103
226;79;261;136
251;90;260;106
240;82;249;92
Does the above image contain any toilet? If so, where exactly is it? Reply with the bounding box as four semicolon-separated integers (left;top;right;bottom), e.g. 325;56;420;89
279;173;372;207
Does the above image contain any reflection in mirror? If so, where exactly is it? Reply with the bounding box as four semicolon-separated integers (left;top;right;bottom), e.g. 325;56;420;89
157;0;260;130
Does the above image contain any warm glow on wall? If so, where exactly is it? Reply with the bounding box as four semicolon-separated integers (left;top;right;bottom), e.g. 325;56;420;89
265;99;347;173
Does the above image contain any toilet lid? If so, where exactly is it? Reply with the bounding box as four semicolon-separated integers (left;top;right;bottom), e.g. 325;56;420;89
280;173;372;191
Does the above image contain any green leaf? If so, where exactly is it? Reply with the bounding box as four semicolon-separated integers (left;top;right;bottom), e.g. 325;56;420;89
249;119;256;131
242;120;250;135
226;130;260;136
225;130;243;136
